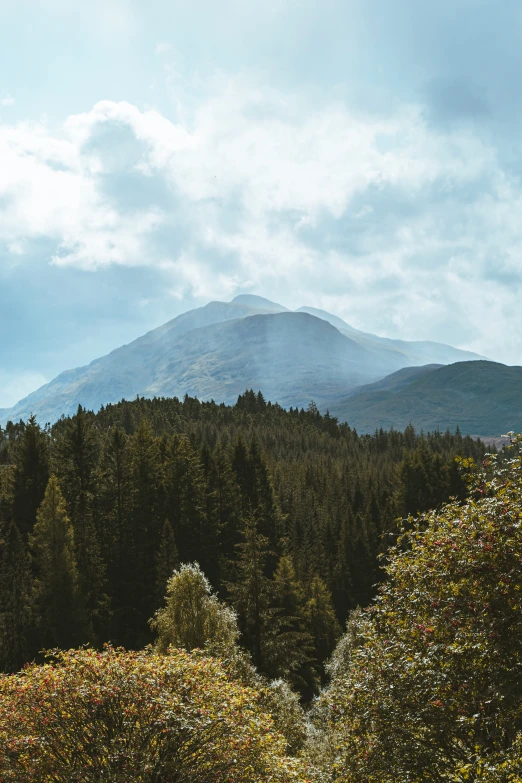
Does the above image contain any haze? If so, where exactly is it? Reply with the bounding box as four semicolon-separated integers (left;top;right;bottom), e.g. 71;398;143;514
1;0;521;407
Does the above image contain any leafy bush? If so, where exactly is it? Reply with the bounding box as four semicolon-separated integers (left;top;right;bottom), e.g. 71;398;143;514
0;646;308;782
311;438;522;782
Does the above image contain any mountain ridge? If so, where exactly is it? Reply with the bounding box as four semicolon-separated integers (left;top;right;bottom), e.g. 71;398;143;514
1;297;486;427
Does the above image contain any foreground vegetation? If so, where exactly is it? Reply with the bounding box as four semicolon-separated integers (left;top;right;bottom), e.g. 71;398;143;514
0;646;306;782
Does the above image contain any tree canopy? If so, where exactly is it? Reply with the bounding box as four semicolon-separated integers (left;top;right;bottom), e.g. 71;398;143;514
310;437;522;782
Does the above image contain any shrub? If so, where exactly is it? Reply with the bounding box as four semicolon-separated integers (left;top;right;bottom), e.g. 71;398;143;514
311;438;522;782
0;645;307;782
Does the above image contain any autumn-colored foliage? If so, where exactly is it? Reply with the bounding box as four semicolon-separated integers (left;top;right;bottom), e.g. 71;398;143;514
311;438;522;782
0;645;308;782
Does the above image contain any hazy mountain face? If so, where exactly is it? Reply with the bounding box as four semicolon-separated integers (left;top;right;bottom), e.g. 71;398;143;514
0;295;486;426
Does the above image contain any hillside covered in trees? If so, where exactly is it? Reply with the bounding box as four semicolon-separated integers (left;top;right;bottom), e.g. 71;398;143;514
0;391;487;685
2;393;522;781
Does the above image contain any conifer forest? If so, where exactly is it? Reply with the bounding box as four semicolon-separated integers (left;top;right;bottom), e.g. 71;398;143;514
4;392;520;781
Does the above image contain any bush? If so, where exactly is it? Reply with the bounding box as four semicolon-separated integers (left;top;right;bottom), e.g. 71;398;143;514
311;438;522;782
0;646;308;782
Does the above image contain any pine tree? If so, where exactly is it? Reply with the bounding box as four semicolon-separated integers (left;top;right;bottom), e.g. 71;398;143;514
155;519;179;604
0;521;32;672
304;575;341;676
162;435;213;580
204;444;242;583
123;420;163;645
53;406;109;643
11;416;49;538
31;476;84;650
227;513;273;669
266;554;316;696
97;428;129;569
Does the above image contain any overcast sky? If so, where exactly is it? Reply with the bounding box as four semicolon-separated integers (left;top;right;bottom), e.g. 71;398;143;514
1;0;522;408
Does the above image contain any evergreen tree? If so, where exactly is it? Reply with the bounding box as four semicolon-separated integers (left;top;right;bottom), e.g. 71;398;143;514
266;555;316;696
0;521;32;672
97;428;129;576
53;406;109;642
204;444;242;582
122;419;163;645
30;476;84;650
304;575;341;676
11;416;49;538
162;435;214;581
228;513;273;669
155;519;179;603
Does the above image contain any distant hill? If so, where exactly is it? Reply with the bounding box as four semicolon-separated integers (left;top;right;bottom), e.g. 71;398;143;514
336;361;522;435
0;295;485;426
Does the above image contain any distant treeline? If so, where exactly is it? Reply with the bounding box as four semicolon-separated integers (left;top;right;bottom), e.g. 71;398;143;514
0;391;488;693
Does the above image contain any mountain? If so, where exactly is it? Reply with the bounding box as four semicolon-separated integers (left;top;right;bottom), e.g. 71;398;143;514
0;296;485;426
297;306;482;366
336;360;522;435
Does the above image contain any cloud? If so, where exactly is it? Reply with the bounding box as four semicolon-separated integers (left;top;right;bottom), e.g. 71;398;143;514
1;96;15;107
0;82;522;365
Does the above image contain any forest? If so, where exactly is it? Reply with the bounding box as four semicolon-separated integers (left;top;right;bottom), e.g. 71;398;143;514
2;392;520;781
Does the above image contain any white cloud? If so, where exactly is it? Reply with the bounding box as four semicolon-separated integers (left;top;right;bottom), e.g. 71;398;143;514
1;96;15;107
0;83;521;363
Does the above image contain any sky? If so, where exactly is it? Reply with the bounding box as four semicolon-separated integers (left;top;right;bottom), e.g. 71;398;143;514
1;0;522;408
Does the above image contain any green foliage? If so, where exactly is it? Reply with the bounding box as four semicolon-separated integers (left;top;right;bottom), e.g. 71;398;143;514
11;415;49;538
151;562;239;655
228;513;274;669
155;519;179;602
0;646;308;782
0;522;31;672
267;555;316;695
311;437;522;782
30;475;84;650
0;392;487;677
53;405;109;642
304;575;341;676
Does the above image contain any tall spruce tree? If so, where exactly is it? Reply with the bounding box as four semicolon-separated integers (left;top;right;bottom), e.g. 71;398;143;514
11;416;49;539
53;406;109;643
123;419;163;645
31;476;84;650
0;521;32;672
304;575;341;678
155;519;179;604
227;513;274;670
97;425;129;639
204;444;242;584
266;554;316;696
162;435;214;581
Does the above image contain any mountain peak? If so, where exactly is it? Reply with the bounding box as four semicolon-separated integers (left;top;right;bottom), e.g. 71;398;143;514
231;294;288;312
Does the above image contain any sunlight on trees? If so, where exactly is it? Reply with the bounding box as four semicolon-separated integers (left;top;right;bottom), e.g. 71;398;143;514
0;646;309;783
